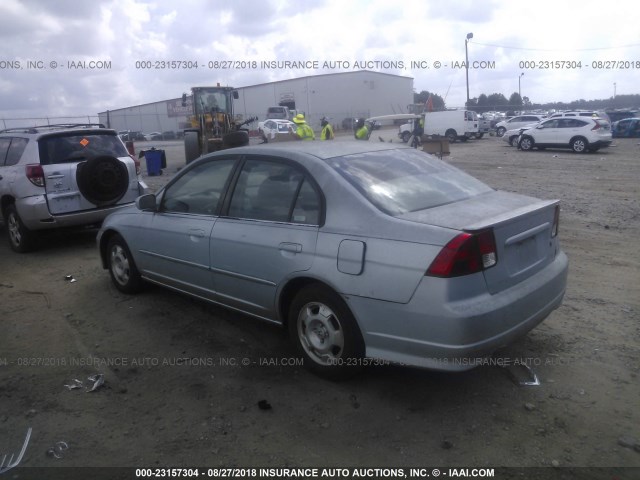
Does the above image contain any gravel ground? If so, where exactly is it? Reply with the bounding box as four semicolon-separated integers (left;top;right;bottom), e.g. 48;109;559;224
1;132;638;478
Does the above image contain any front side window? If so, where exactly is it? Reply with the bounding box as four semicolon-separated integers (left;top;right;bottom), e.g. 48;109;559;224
161;159;235;215
227;159;320;224
327;149;493;215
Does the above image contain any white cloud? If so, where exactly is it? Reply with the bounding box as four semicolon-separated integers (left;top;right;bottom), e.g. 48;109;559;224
0;0;638;120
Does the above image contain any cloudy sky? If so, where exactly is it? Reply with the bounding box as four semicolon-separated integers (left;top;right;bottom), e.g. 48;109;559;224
1;0;638;123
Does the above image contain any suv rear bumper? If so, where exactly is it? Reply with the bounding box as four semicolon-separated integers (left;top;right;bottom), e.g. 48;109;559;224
16;181;149;230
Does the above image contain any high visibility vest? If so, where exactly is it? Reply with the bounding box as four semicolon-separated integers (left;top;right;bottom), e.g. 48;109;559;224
355;126;369;139
296;124;315;140
321;124;334;140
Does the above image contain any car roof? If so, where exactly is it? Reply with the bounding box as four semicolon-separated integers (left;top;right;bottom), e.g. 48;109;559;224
0;124;112;137
215;140;412;161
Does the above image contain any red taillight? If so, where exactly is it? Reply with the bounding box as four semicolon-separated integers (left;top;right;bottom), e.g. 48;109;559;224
426;230;497;277
552;205;560;237
591;121;601;131
131;154;141;175
124;140;140;175
25;164;45;187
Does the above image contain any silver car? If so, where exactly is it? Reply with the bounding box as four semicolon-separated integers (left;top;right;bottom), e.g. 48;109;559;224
0;124;148;252
98;142;568;379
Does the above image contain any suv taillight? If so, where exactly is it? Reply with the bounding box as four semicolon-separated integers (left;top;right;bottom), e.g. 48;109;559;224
26;164;45;187
591;121;601;131
426;230;497;277
130;154;141;175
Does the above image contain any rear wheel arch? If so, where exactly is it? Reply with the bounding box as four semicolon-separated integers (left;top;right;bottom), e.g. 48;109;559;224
1;195;16;217
286;281;366;380
445;129;457;143
278;277;337;328
570;136;589;153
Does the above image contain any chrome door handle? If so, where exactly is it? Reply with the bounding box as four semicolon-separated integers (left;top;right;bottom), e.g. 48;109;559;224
279;242;302;253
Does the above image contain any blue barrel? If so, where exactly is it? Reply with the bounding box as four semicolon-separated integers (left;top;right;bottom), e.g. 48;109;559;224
144;149;163;176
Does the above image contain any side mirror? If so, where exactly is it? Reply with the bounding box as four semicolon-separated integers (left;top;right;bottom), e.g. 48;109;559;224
136;193;157;211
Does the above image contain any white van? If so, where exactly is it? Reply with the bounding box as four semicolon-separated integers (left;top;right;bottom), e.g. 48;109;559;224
398;110;478;143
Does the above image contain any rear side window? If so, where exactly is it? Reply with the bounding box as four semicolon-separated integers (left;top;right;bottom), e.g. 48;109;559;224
228;159;320;224
38;132;128;165
327;149;493;215
5;138;28;166
0;137;28;166
0;138;11;166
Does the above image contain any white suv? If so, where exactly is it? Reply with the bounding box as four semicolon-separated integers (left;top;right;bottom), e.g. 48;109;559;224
0;124;148;252
517;117;612;153
495;115;546;137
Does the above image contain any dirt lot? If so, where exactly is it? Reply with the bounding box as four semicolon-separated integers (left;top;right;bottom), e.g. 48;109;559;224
1;133;639;477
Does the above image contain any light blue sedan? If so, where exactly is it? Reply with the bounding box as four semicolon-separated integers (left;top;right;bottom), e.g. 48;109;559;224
98;142;568;379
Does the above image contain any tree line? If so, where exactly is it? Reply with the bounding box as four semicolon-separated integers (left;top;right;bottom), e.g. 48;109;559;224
413;90;640;113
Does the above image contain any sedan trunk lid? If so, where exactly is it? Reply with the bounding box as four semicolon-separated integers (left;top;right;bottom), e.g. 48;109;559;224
398;190;560;294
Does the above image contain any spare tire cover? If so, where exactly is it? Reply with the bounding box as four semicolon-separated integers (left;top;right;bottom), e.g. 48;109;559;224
76;155;129;206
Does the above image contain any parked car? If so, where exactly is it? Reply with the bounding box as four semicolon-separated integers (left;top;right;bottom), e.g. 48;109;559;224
399;110;478;143
0;124;148;252
611;118;640;138
548;111;607;120
97;142;568;379
495;115;546;137
518;117;612;153
161;131;177;140
502;123;541;147
144;132;162;141
341;118;355;130
257;119;296;142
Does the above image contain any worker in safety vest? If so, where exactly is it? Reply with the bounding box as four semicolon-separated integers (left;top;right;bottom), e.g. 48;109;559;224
320;117;334;140
290;113;315;140
354;118;371;140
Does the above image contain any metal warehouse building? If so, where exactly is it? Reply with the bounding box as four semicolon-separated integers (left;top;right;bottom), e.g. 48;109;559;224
98;70;413;133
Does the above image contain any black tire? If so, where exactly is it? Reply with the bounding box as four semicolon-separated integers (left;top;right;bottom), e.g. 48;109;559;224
496;127;506;137
401;131;411;143
222;130;249;148
4;204;35;253
459;136;468;142
475;132;484;139
288;284;365;380
76;156;129;206
184;131;200;164
519;135;534;151
571;137;588;153
508;136;518;147
445;129;457;143
106;233;142;294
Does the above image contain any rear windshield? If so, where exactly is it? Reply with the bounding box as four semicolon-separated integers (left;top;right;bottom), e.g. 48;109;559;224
326;149;493;215
38;132;128;165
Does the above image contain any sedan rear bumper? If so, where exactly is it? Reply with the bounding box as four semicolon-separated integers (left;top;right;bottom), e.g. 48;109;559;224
345;251;569;371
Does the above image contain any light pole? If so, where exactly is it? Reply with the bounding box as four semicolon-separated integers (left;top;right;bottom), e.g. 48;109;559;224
519;72;524;98
465;32;473;106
